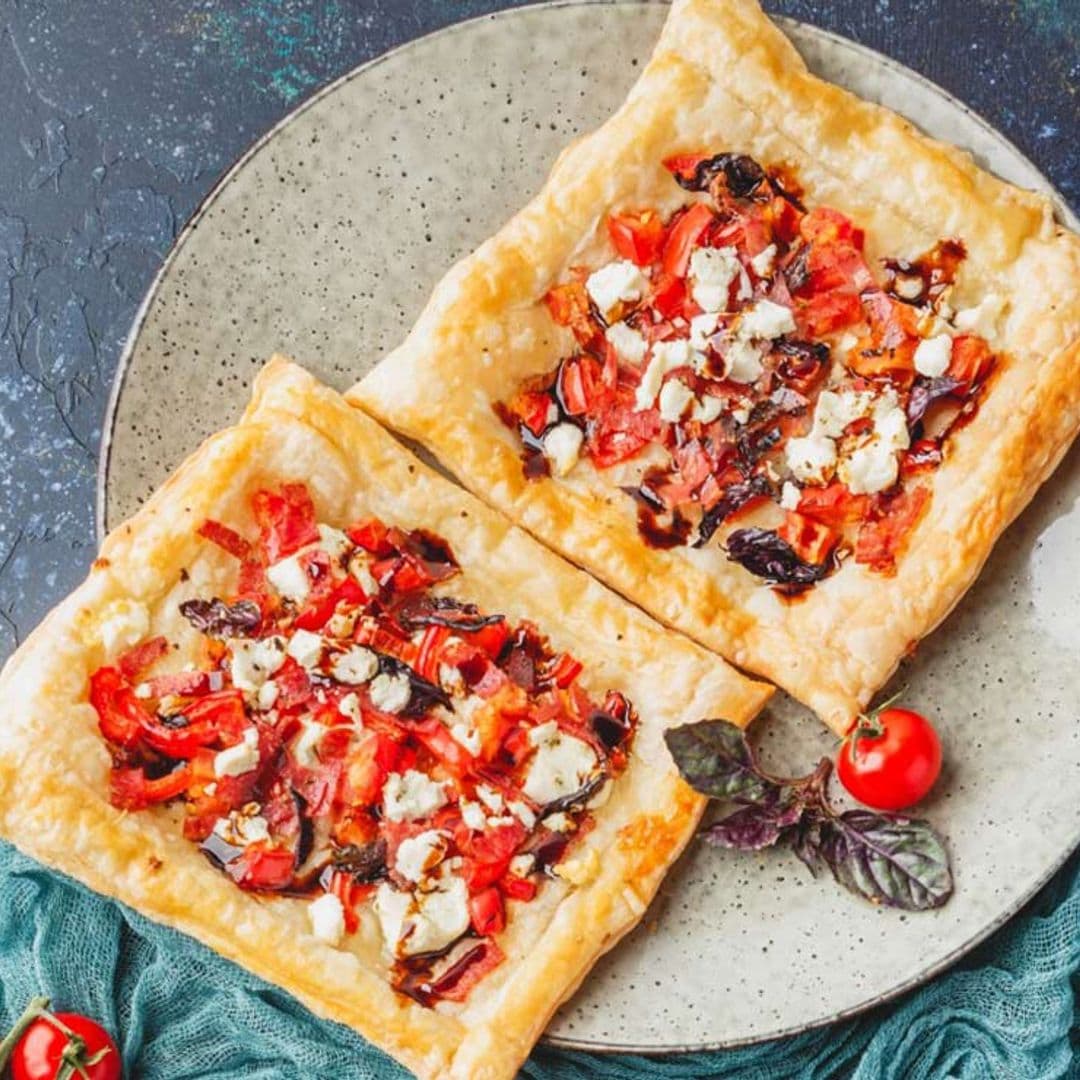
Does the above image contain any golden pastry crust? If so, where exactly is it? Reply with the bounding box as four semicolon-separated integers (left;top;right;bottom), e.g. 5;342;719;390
0;359;770;1080
349;0;1080;734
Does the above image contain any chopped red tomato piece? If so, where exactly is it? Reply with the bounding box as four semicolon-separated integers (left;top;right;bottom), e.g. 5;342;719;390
855;486;931;573
110;762;192;810
505;389;554;438
416;624;451;682
545;653;582;689
795;290;864;338
778;510;839;565
587;404;662;469
662;152;711;184
468;886;506;936
229;845;296;891
432;941;506;1004
558;355;606;417
650;272;687;319
796;483;870;527
661;203;715;278
117;636;169;680
346;731;402;807
347;517;393;556
499;874;538;902
294;574;367;632
948;335;994;387
197;519;254;562
607;209;665;267
414;717;475;774
460;619;510;661
89;666;150;747
462;823;525;892
252;483;319;562
766;195;803;244
799;206;864;249
544;280;597;346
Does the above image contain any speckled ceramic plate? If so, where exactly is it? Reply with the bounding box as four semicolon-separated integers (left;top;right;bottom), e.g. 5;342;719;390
98;0;1080;1054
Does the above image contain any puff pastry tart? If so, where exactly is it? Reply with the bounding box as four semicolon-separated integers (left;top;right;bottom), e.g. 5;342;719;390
351;0;1080;734
0;360;769;1080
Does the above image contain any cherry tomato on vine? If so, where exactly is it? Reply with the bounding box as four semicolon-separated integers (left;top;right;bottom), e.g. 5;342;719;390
836;704;942;812
0;997;120;1080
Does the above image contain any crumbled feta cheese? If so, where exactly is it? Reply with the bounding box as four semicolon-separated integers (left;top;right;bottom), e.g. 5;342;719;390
459;800;486;831
586;259;647;313
257;680;279;711
750;244;777;277
913;333;953;378
658;378;694;422
335;693;360;724
325;608;359;639
554;847;600;886
835;331;861;357
873;393;911;452
134;683;152;700
266;554;311;603
450;722;482;757
543;423;584;477
475;785;504;813
369;671;412;714
509;854;535;878
738;299;796;340
438;662;465;694
347;551;378;595
691;395;723;424
634;338;700;411
331;645;379;685
839;440;900;495
308;892;346;946
97;601;150;655
724;339;765;384
394;830;447;883
293;719;329;769
785;434;838;484
813;389;874;439
507;800;537;829
543;812;573;832
230;636;286;695
780;481;801;511
605;321;648;363
523;721;598;804
286;628;324;670
953;293;1005;336
383;770;447;822
214;727;261;778
730;404;751;425
893;273;925;301
212;807;270;846
689;312;719;350
688;246;740;312
375;873;470;958
373;884;411;955
316;524;353;562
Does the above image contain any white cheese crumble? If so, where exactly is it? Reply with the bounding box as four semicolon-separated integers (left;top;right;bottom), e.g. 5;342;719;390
658;378;694;422
394;830;447;883
605;321;647;363
369;671;412;714
347;551;378;595
785;434;838;484
913;333;953;378
839;441;899;495
266;554;311;603
228;636;287;692
286;628;324;670
691;395;723;424
316;523;352;562
750;244;777;277
585;259;647;313
813;388;874;438
459;799;486;831
688;311;719;350
738;299;796;341
688;245;740;312
450;722;482;757
543;423;584;477
293;719;329;769
523;721;598;805
213;727;261;779
374;874;471;958
325;608;359;639
507;800;537;829
509;854;535;878
634;338;701;411
97;601;150;655
256;680;279;711
383;770;447;822
780;481;801;511
438;662;465;695
212;807;270;847
724;339;765;384
308;892;346;947
953;292;1005;336
475;785;504;813
331;645;379;685
543;812;573;832
338;692;362;723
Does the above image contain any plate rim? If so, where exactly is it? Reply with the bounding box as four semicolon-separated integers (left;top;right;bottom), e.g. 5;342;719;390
94;0;1080;1056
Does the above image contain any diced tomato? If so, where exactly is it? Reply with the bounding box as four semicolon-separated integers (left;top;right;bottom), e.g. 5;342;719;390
778;510;839;565
89;666;150;747
558;355;606;417
545;653;582;690
346;517;393;556
294;574;366;632
500;725;532;767
794;290;864;338
799;206;864;250
415;624;451;682
862;290;921;351
587;404;662;469
650;272;687;320
117;636;169;680
902;439;944;475
181;689;247;742
252;483;319;563
229;845;296;891
855;486;931;573
506;389;555;438
109;762;192;810
327;872;371;934
273;658;313;709
766;195;803;244
292;759;343;818
143;670;217;698
499;874;538;902
346;731;401;806
607;209;666;267
431;941;505;1004
461;619;510;661
468;886;506;936
372;552;442;595
948;335;994;387
796;482;870;527
544;280;598;346
461;823;525;892
413;716;475;774
197;519;254;562
661;203;715;278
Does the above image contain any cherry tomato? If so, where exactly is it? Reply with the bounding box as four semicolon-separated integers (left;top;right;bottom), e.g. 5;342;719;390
837;705;942;811
6;1003;120;1080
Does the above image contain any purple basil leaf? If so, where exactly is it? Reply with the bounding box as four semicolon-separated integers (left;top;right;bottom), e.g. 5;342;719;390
702;796;806;851
725;528;832;592
812;809;954;911
179;597;260;638
906;376;962;426
694;476;772;547
664;719;779;804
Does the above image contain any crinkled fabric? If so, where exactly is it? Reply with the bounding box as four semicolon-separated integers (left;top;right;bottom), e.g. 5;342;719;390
0;842;1075;1079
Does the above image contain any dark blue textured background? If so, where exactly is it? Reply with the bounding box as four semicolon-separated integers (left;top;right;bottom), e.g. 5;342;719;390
0;0;1076;1070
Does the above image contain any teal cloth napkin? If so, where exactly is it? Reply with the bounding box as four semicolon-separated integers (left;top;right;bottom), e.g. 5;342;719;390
0;841;1075;1079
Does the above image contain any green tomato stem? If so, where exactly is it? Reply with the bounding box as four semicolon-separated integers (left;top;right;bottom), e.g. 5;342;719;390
0;995;52;1069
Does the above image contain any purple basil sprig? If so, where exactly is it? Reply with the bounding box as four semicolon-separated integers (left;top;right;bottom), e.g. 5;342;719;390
664;720;953;911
